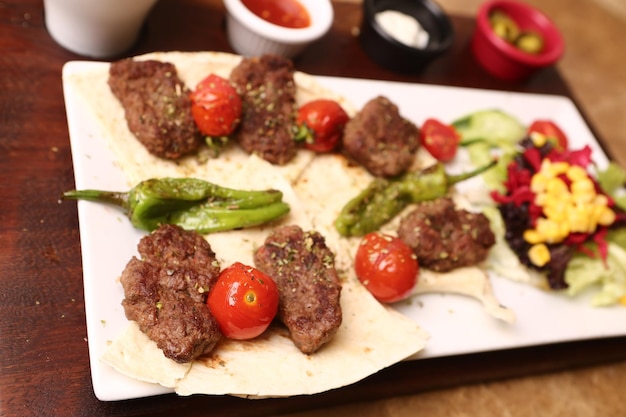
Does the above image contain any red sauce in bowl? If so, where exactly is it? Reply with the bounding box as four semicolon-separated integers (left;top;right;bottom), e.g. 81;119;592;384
241;0;311;29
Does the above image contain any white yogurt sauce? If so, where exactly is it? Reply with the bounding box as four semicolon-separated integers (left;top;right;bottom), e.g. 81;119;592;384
375;9;430;49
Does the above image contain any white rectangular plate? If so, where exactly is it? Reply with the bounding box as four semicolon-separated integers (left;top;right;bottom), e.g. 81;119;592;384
62;62;626;402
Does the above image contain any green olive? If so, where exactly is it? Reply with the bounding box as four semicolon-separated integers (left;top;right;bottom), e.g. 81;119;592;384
489;10;520;42
515;32;544;54
489;9;545;55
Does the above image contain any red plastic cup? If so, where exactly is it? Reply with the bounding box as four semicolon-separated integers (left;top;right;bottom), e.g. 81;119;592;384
471;0;565;82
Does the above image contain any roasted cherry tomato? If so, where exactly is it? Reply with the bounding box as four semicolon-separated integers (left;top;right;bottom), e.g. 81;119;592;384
295;99;350;153
528;120;568;151
419;118;461;162
354;232;419;303
207;262;279;340
190;73;242;137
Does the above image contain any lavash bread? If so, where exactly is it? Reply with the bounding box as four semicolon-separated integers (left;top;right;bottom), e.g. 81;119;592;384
65;51;513;398
66;52;429;398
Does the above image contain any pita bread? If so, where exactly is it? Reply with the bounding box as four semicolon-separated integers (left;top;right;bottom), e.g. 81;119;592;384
67;51;429;398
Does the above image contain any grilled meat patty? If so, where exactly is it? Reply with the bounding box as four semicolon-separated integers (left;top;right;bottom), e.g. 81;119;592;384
342;95;420;178
397;197;496;272
229;54;298;165
120;224;222;363
108;58;202;160
253;225;342;354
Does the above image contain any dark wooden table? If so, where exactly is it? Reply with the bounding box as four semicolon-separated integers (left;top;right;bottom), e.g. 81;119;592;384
2;0;625;416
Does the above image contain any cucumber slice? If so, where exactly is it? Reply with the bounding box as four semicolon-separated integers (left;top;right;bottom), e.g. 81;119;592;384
452;109;526;147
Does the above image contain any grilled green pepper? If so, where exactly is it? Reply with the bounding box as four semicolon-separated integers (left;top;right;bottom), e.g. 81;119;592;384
335;160;497;237
63;177;290;234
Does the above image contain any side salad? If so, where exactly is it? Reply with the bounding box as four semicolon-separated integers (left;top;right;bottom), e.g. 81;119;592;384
439;109;626;307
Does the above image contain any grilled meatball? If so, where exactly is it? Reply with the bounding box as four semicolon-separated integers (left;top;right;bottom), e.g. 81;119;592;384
397;198;495;272
342;96;419;177
253;225;342;354
229;54;298;165
120;224;222;363
108;58;202;160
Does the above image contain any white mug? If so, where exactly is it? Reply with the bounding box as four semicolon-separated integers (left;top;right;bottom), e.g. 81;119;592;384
44;0;159;58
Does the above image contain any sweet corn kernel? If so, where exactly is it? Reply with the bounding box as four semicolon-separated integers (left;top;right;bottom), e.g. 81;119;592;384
597;206;616;226
528;243;551;267
566;165;588;182
547;161;570;177
523;229;543;244
530;131;548;147
546;177;568;195
568;205;592;233
593;194;609;206
539;159;555;178
546;192;573;209
543;202;567;223
534;192;548;207
571;177;595;195
530;172;549;193
536;218;567;243
589;203;603;220
571;191;595;205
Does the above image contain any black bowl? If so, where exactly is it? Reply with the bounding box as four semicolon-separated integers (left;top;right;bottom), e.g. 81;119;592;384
360;0;454;73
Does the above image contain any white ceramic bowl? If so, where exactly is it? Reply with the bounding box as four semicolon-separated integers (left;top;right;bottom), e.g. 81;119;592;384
224;0;333;58
44;0;158;58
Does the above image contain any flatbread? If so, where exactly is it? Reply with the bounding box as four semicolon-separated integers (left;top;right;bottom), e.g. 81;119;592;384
63;51;357;187
293;152;515;323
66;51;429;398
103;276;429;398
102;153;429;397
411;268;515;323
68;51;516;398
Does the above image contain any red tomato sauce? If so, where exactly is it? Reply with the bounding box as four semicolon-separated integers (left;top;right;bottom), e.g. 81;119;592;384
241;0;311;29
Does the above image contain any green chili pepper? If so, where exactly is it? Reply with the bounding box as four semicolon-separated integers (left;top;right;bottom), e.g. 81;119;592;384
334;160;497;237
62;177;290;234
334;178;407;238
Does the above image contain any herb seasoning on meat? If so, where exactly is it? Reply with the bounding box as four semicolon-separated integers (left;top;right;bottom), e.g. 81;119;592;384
253;225;342;354
108;59;202;160
342;95;420;178
120;224;222;363
229;54;298;165
397;197;495;272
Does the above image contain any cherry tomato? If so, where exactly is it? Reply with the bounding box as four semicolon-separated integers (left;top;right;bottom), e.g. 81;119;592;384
207;262;279;340
296;99;350;153
419;118;461;162
354;232;419;303
190;74;242;137
528;120;568;151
